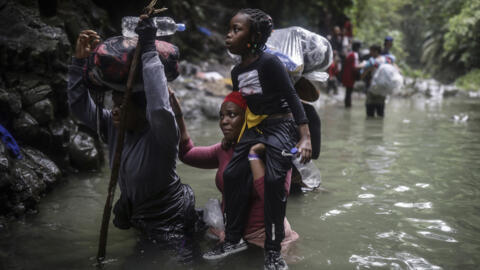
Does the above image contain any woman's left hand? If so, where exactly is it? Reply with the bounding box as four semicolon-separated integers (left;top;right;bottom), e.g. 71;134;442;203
168;87;182;117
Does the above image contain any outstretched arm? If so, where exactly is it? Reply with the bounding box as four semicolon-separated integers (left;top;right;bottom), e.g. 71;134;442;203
67;30;110;139
169;88;220;169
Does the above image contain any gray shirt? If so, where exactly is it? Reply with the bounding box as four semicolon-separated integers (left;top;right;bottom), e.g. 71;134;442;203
68;51;185;231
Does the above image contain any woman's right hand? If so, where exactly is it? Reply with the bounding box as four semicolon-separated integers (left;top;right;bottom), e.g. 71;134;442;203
74;30;101;59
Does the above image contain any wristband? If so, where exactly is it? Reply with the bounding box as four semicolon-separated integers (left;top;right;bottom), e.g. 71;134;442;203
248;153;260;161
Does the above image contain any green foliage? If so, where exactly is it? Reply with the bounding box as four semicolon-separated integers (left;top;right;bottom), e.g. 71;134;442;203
443;0;480;69
350;0;480;82
346;0;407;66
455;69;480;91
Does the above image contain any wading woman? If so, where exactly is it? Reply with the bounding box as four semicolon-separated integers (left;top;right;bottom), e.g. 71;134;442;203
201;8;311;270
170;91;299;255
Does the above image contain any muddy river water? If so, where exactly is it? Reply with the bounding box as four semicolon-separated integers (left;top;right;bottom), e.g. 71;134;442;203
1;95;479;270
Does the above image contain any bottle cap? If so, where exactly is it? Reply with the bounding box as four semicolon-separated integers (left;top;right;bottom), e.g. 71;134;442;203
176;24;186;32
290;147;298;154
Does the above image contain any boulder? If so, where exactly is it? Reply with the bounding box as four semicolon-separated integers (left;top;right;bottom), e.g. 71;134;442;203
49;118;76;151
200;95;223;120
0;142;11;189
12;112;40;142
9;159;46;202
0;88;22;116
26;98;55;125
68;131;100;171
50;73;69;116
443;84;459;97
22;146;61;186
0;141;9;172
0;1;70;74
21;85;53;107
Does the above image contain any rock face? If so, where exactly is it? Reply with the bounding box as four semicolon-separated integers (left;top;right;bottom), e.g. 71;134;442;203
0;0;109;221
0;0;231;222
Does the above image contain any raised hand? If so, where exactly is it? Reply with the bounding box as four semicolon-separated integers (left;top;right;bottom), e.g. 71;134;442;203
135;14;157;53
74;30;101;59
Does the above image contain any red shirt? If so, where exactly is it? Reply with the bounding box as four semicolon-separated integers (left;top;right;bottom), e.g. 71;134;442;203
179;139;291;235
342;51;359;88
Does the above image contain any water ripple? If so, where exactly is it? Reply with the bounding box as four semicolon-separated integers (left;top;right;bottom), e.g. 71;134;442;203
417;231;458;243
406;218;454;233
376;231;416;242
320;209;344;220
394;186;410;192
350;252;442;270
358;193;375;199
415;183;430;188
394;202;432;209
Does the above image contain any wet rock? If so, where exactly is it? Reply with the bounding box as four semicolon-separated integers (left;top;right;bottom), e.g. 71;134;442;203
11;202;26;216
468;91;480;98
0;142;11;189
174;89;220;120
443;84;459;97
50;73;69;116
21;85;53;107
403;77;415;87
0;141;9;172
58;0;114;47
0;1;70;74
9;159;46;203
26;98;55;125
0;88;22;116
200;95;223;120
49;118;76;151
12;112;40;142
69;131;100;171
413;79;428;94
22;147;61;186
179;61;201;76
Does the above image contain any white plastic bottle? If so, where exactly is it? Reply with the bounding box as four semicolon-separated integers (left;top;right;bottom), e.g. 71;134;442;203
286;147;322;189
121;16;186;38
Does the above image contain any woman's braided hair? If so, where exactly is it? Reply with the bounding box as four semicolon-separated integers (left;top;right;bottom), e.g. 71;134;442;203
238;8;274;55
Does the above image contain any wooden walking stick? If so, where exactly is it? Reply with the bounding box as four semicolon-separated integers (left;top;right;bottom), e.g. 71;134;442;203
96;0;167;263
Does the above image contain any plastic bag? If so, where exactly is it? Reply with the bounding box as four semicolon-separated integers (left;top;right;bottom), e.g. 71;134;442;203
369;64;403;96
266;27;333;83
203;198;224;230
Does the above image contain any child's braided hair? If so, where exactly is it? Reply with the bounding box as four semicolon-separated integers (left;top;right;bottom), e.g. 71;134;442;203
238;8;274;55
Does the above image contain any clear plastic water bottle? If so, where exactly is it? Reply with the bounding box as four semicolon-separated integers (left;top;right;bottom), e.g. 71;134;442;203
284;147;322;189
121;16;186;38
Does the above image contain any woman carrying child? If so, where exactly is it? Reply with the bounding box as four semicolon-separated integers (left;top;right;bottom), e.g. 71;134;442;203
203;8;312;270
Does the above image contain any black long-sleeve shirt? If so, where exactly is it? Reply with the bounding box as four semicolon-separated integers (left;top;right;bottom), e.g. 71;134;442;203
231;52;308;125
